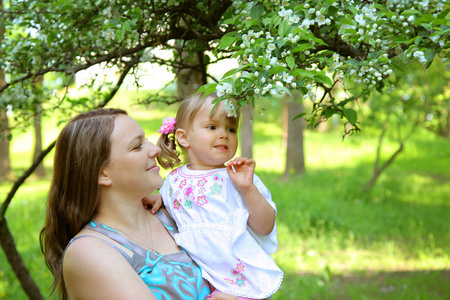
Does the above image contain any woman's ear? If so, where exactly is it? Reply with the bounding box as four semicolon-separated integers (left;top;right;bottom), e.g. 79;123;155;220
175;129;190;148
98;170;112;186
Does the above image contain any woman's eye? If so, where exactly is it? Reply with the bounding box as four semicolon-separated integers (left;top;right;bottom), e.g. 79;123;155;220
133;143;143;150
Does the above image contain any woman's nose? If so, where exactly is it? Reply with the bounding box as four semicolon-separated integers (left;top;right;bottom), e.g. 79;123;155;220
147;140;161;157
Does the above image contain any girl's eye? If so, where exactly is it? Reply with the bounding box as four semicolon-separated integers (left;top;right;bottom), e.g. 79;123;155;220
228;128;236;133
207;125;216;130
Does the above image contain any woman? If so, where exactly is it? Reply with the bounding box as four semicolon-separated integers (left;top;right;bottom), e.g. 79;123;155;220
40;108;235;300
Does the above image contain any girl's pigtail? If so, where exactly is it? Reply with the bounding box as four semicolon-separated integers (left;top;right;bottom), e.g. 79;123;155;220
157;132;181;169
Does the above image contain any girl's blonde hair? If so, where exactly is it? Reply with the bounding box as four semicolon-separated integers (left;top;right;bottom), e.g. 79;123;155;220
157;92;239;169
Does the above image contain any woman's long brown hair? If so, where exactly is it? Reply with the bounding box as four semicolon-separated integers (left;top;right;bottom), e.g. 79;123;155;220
39;108;127;299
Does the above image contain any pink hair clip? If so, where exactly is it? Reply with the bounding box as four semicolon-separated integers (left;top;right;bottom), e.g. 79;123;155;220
158;116;176;134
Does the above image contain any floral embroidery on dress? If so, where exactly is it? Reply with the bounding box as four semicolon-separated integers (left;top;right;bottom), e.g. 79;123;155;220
236;262;245;272
173;199;180;210
198;186;206;194
184;184;195;198
210;183;222;195
196;195;208;206
169;186;173;198
212;173;221;182
184;199;192;209
179;179;187;189
197;178;207;186
223;260;247;287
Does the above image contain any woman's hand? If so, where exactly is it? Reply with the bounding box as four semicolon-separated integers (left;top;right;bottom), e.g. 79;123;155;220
141;193;163;214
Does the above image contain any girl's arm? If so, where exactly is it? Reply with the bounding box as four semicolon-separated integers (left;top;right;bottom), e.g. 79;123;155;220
63;236;157;299
142;193;164;214
227;158;276;236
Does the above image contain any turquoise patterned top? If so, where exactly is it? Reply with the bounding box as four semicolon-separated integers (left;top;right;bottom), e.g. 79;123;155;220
68;210;211;300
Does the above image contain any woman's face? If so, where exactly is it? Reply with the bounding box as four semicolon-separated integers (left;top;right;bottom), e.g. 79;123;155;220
101;115;162;197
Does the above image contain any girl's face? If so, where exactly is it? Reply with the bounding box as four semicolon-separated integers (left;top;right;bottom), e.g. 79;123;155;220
101;115;162;197
180;100;238;170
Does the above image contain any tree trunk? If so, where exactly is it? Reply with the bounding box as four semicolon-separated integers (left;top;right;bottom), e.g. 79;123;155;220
362;123;405;191
0;218;44;300
32;103;45;178
240;105;253;158
0;109;11;181
177;51;207;98
0;1;11;181
176;50;207;164
283;91;305;180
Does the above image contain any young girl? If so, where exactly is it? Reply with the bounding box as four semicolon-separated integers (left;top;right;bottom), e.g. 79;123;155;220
156;93;283;299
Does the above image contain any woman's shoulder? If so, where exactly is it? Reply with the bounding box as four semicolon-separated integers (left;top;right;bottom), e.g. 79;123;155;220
63;231;157;299
64;231;126;269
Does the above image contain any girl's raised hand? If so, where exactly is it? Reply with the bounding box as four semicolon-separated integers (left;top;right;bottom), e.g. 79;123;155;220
226;157;255;190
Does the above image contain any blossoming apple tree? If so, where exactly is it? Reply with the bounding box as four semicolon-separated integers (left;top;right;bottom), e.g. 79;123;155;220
199;0;449;132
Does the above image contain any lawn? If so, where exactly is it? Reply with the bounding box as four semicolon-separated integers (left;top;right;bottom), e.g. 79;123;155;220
1;95;449;299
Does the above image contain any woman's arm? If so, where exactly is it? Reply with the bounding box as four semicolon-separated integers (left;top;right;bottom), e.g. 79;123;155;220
63;236;157;300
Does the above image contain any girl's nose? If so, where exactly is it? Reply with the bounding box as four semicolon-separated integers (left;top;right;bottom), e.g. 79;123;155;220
218;128;228;139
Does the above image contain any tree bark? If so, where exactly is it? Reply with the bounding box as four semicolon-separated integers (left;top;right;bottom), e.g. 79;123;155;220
240;105;253;158
0;109;11;181
177;51;207;99
32;75;45;177
283;91;305;180
0;9;11;181
32;108;45;177
363;123;404;191
0;218;44;300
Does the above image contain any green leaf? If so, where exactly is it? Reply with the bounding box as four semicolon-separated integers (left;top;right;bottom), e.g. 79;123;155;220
437;8;450;19
219;36;235;50
314;74;333;87
324;108;335;119
278;20;288;39
222;68;238;79
292;113;307;121
291;43;314;53
196;83;217;96
269;65;288;75
286;56;296;70
250;4;264;19
246;18;260;29
340;17;354;25
342;108;357;125
291;69;314;78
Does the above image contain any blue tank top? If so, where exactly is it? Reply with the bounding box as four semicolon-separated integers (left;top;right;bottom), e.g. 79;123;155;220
67;210;211;300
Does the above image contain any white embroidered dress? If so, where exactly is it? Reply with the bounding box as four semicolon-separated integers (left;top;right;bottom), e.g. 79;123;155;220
159;165;284;299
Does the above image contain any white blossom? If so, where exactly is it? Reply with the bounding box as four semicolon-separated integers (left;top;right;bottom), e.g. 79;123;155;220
223;100;237;118
282;72;294;83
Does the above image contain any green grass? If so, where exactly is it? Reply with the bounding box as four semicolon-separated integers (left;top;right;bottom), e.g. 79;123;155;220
0;95;449;299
